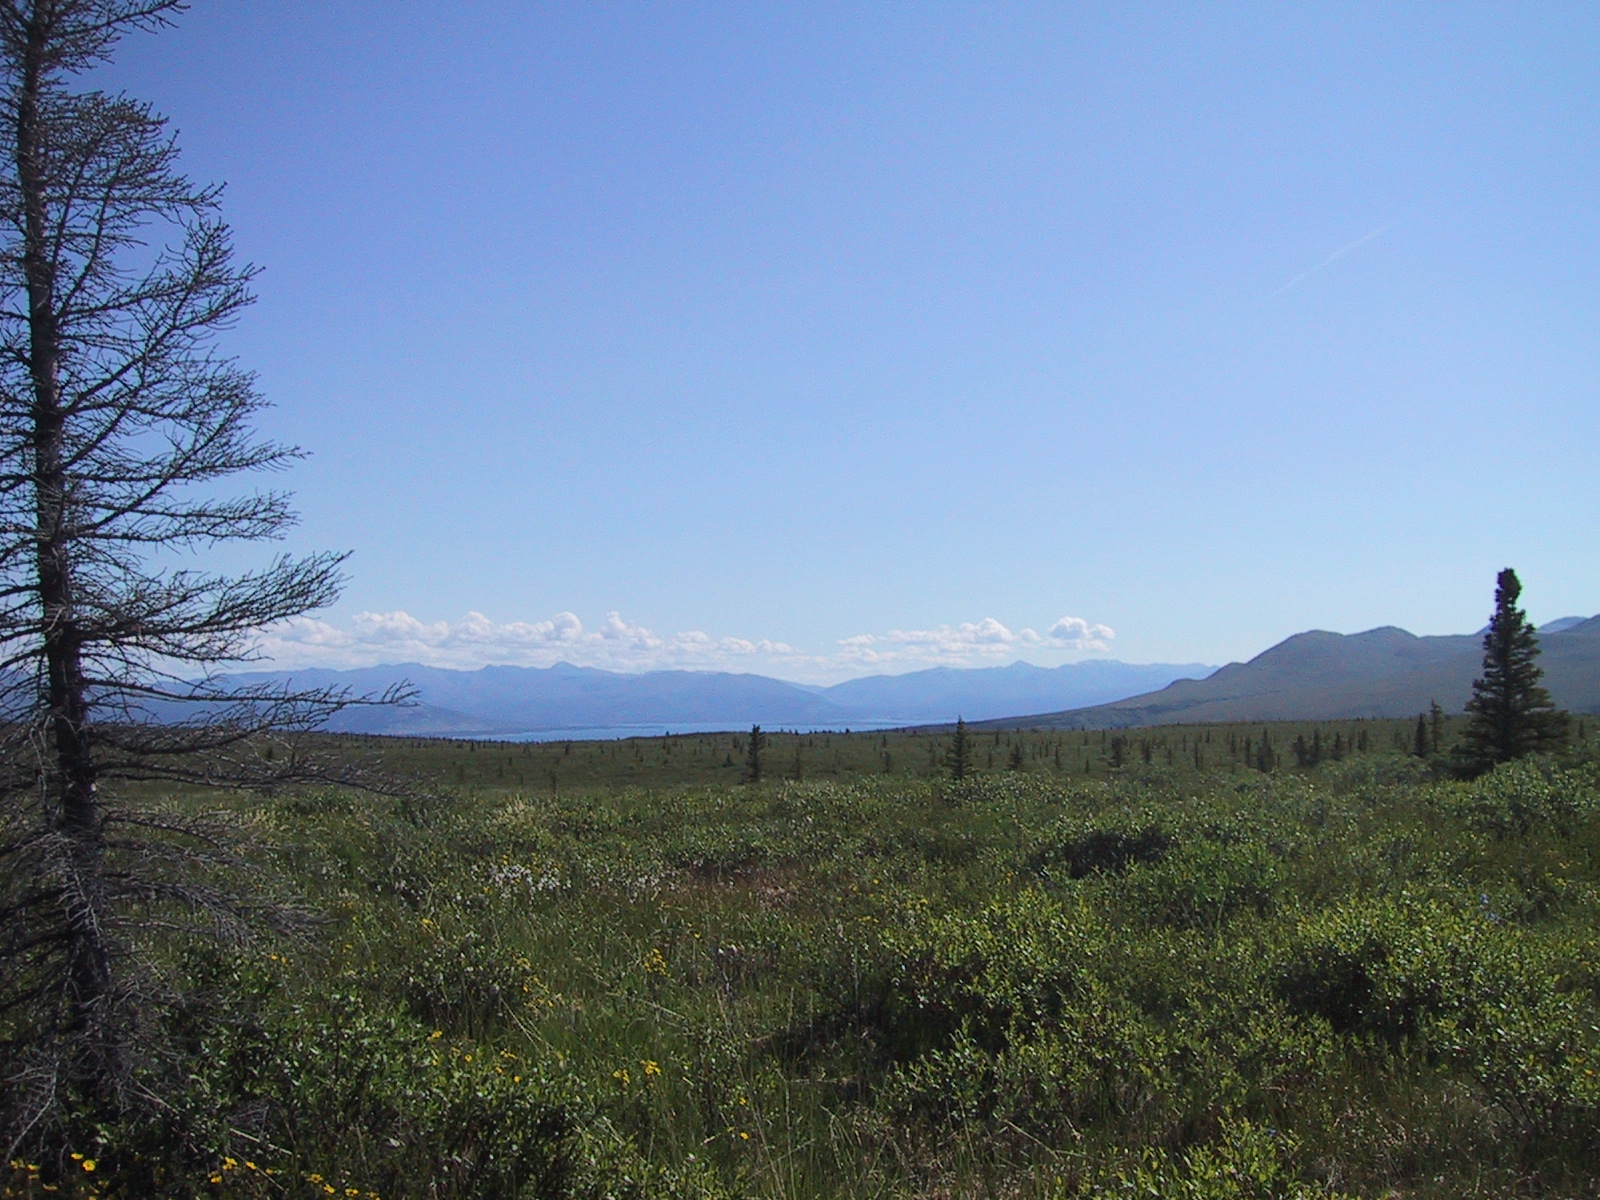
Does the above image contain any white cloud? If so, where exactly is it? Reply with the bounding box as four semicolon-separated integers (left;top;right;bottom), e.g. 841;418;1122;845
256;610;798;674
1047;615;1116;649
255;609;1113;681
833;614;1114;670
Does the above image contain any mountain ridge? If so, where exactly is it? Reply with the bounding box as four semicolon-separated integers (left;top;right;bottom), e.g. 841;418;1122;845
222;658;1216;737
970;615;1600;731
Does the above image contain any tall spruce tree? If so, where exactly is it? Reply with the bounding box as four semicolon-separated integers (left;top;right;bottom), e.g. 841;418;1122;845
1455;568;1568;776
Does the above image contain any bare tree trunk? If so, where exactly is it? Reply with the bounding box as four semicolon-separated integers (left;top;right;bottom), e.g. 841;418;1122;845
16;9;114;1088
0;3;403;1153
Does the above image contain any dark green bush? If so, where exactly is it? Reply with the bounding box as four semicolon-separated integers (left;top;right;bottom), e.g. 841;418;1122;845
1030;826;1173;879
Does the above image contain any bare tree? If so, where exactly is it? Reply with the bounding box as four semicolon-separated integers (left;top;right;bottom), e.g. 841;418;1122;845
0;0;394;1150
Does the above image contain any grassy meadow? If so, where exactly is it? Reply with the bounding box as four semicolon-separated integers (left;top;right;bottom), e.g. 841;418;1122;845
7;720;1600;1199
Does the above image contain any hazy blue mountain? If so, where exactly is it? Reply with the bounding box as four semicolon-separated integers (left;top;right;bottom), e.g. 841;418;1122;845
975;615;1600;730
818;659;1213;723
1540;616;1589;634
224;662;851;735
215;657;1215;737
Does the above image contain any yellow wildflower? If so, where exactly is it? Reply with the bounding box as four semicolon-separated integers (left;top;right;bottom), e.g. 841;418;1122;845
81;1160;96;1173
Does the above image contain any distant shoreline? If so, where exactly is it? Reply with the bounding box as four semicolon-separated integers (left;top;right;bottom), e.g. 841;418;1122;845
423;719;916;743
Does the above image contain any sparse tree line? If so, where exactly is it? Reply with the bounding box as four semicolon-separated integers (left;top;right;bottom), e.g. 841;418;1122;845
932;568;1571;784
646;585;1577;790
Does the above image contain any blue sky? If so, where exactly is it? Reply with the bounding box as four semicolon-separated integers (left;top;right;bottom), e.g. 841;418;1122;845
97;2;1599;682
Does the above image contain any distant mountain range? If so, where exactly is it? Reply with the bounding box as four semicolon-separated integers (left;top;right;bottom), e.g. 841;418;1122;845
209;612;1600;737
221;658;1216;738
973;615;1600;731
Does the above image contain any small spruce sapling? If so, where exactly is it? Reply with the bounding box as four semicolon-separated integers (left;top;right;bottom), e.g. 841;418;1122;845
744;724;767;783
946;718;972;781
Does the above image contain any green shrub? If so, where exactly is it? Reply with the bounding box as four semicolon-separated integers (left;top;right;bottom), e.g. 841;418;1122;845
1118;839;1285;929
1444;758;1599;837
1030;826;1173;879
877;888;1103;1058
1275;891;1600;1139
1066;1115;1357;1199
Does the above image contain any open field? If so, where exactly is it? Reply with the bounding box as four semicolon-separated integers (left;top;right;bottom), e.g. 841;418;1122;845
8;723;1600;1199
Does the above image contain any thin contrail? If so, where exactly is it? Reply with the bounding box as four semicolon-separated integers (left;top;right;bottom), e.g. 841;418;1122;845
1268;224;1390;298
